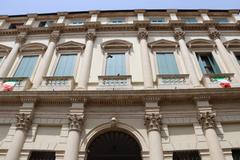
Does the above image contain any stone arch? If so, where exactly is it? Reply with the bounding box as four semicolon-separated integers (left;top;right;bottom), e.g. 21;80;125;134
101;39;132;52
80;121;148;153
19;43;47;53
0;44;12;53
187;39;215;49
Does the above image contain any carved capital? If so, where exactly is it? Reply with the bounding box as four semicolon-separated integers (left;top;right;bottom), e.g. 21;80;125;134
86;31;96;41
208;28;221;40
198;111;216;130
49;30;60;43
15;32;27;44
144;113;162;131
16;113;32;131
174;28;185;41
138;28;148;40
68;114;84;131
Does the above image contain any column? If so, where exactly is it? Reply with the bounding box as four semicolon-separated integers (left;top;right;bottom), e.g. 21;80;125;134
138;28;153;88
0;32;27;77
145;113;164;160
208;28;239;78
63;114;84;160
78;30;96;89
63;98;85;160
174;28;200;86
198;112;225;160
32;30;60;88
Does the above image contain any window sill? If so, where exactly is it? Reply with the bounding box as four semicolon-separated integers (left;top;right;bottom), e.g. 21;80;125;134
0;77;32;91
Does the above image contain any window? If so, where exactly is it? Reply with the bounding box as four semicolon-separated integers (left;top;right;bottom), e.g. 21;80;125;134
182;17;198;24
173;150;201;160
150;18;166;24
156;52;179;74
196;53;221;74
14;55;38;77
213;18;229;24
234;53;240;65
109;18;125;24
38;21;54;27
232;149;240;160
8;23;24;29
0;56;4;64
54;54;77;76
29;151;55;160
69;19;84;26
105;53;126;75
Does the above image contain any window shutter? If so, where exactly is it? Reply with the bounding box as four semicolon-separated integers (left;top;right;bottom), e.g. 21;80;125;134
157;52;179;74
14;55;38;77
54;54;77;76
106;53;126;75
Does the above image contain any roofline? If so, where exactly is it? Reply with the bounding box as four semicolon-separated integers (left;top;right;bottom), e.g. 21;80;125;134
5;8;239;17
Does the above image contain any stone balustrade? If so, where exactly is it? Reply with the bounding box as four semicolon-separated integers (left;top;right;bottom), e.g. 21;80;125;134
98;75;132;90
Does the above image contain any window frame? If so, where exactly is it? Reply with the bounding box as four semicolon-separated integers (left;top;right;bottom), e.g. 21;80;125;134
212;17;229;24
38;20;54;28
68;19;85;26
181;17;198;24
108;17;126;24
150;17;167;24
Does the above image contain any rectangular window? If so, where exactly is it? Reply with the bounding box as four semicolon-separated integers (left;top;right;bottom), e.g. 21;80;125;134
150;18;166;24
69;19;84;26
156;52;179;74
39;21;54;27
29;151;55;160
0;56;3;64
110;18;125;24
196;53;221;74
173;150;201;160
234;53;240;65
9;23;24;29
105;53;126;75
54;54;77;76
213;18;229;24
14;55;38;77
182;17;198;24
232;149;240;160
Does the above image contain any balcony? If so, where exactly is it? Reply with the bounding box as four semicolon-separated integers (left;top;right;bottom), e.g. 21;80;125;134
98;75;132;90
40;76;75;91
201;73;237;88
156;74;191;89
0;77;32;91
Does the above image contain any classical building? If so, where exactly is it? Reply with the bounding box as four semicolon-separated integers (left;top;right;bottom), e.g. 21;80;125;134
0;9;240;160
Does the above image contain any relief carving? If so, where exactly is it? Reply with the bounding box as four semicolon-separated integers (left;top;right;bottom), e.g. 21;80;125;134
198;111;216;130
144;113;162;131
16;113;32;131
68;114;84;131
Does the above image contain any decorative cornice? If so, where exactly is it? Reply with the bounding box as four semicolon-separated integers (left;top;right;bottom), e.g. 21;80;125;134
56;41;85;51
198;111;216;130
49;30;60;43
144;113;162;131
137;28;148;40
86;31;96;41
208;28;221;40
16;113;32;131
15;32;27;44
174;28;185;41
68;114;84;131
19;43;47;53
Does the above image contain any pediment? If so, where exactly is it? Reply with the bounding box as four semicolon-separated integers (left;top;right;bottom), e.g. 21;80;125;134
224;39;240;48
20;43;47;53
187;39;215;49
0;44;12;53
56;41;85;51
101;40;132;52
148;39;178;49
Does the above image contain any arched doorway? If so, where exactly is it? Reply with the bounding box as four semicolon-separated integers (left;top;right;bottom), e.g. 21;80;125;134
86;131;142;160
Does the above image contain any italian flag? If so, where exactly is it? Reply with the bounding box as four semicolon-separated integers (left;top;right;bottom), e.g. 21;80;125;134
0;81;16;91
214;78;231;88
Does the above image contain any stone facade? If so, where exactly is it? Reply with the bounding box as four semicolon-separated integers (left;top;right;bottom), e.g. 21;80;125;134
0;9;240;160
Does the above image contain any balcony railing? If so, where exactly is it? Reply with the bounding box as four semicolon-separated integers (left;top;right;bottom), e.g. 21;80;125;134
0;77;32;91
98;75;132;90
40;76;75;91
156;74;191;89
201;73;235;88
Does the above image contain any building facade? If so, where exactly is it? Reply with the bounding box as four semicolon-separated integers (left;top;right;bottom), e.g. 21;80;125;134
0;9;240;160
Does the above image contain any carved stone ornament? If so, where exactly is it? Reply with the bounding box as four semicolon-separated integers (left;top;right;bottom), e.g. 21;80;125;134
208;28;221;40
86;31;96;41
138;28;148;40
198;111;216;130
16;113;32;131
49;30;60;43
144;113;162;131
174;28;185;41
15;32;27;44
68;114;84;131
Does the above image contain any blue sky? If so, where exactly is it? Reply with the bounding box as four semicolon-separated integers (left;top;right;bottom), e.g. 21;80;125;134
1;0;240;15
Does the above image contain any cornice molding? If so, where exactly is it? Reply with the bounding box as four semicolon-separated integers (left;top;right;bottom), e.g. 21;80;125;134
56;41;85;51
0;44;12;53
19;42;47;53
